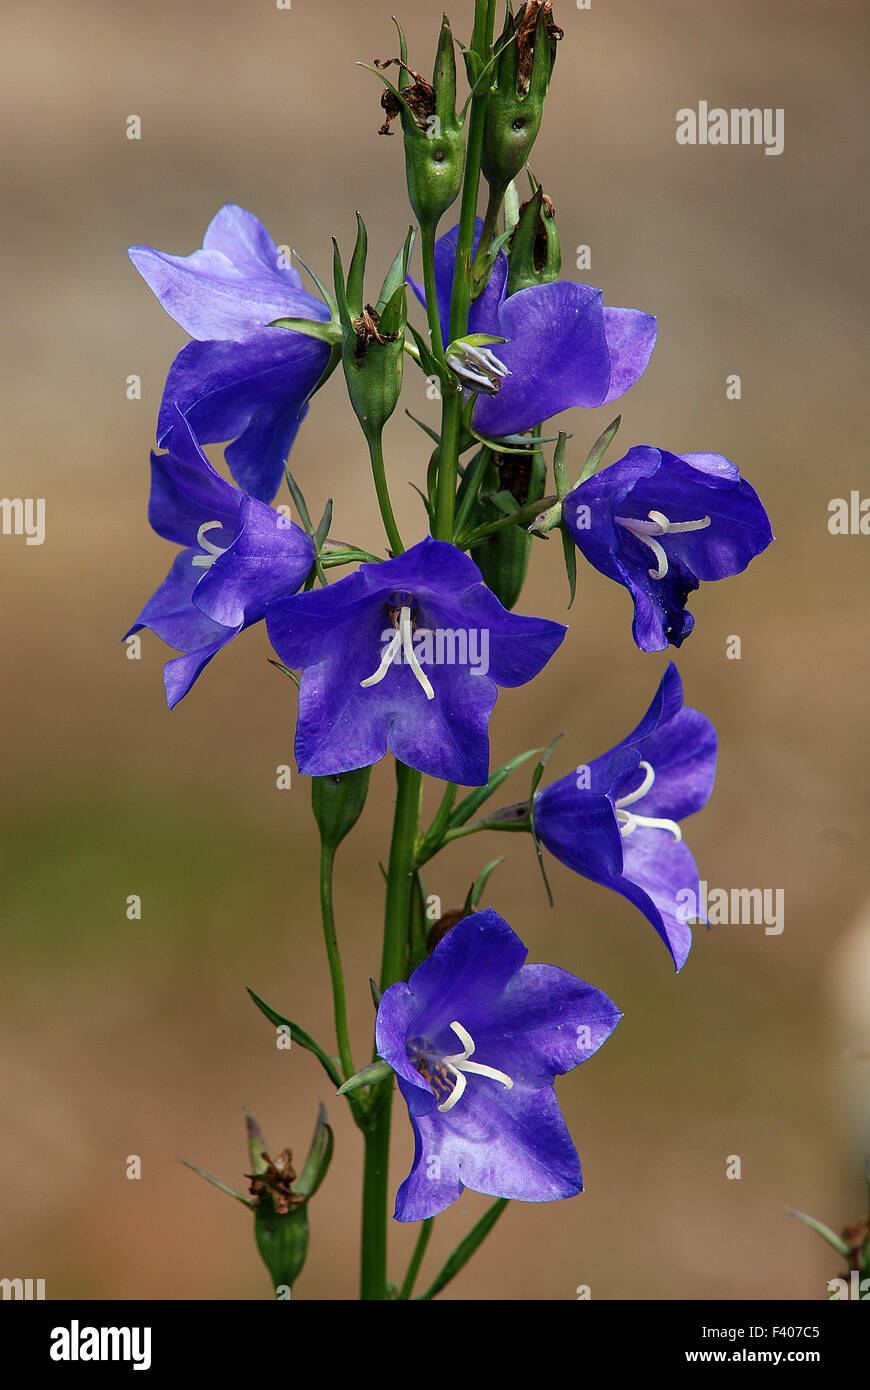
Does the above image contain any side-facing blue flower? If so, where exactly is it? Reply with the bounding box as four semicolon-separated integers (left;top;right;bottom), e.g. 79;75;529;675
376;907;622;1221
129;204;332;502
531;663;716;971
265;536;566;785
126;409;315;708
563;446;773;651
412;220;656;437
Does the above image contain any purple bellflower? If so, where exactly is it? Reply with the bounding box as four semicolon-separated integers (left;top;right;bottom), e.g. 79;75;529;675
563;446;773;651
129;204;332;503
532;663;717;972
126;409;315;708
265;536;566;785
375;907;622;1221
411;220;656;438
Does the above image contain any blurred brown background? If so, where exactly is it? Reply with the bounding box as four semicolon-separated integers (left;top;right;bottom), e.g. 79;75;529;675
1;0;868;1300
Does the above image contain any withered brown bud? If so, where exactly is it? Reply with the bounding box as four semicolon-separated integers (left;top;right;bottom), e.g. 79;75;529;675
375;57;435;134
426;908;466;954
351;304;400;359
517;193;557;272
247;1148;306;1216
516;2;563;92
492;449;535;504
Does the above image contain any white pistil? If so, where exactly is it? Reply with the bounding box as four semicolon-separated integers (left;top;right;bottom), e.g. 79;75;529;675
191;520;228;569
359;605;435;701
614;759;682;842
615;509;711;580
437;1020;514;1113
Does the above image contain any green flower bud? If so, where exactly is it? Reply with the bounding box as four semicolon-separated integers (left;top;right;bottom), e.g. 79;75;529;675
375;17;465;230
311;765;372;853
481;3;562;201
247;1104;334;1297
334;217;413;445
505;181;562;295
473;445;547;609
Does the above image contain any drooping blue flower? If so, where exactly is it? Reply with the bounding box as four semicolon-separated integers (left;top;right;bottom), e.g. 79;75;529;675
531;662;717;971
126;409;315;708
265;536;566;785
375;907;622;1222
129;204;333;503
562;446;773;652
412;220;656;437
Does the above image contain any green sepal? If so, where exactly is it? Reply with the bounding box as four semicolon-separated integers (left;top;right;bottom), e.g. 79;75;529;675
313;497;333;552
465;856;505;912
336;1058;394;1096
311;765;372;854
245;1108;271;1176
561;524;577;608
406;323;447;385
377;227;416;315
294;1101;334;1201
268;316;342;345
267;658;300;688
405;409;442;446
179;1159;254;1210
577;414;621;485
447;746;543;831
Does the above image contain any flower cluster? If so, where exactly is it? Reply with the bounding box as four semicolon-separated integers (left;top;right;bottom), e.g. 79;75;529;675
129;6;773;1293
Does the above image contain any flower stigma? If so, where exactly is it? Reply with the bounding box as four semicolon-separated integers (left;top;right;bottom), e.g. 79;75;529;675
409;1020;514;1114
615;509;711;580
191;520;228;569
360;603;435;700
614;759;682;841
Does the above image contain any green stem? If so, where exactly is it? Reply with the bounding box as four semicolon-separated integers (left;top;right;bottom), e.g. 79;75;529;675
420;223;445;358
432;0;497;544
470;180;504;283
360;760;423;1300
457;492;558;548
319;843;355;1083
367;431;404;556
398;1219;434;1300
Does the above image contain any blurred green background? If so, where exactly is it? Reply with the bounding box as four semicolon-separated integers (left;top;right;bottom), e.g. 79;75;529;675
1;0;868;1300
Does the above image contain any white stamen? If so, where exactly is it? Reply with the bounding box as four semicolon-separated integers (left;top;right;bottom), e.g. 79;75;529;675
614;760;682;842
359;605;435;700
399;606;435;701
191;520;227;568
437;1019;514;1113
615;510;711;580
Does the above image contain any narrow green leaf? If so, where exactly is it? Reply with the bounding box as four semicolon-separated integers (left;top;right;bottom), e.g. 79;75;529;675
405;410;442;446
417;1198;509;1300
785;1207;850;1258
247;989;343;1091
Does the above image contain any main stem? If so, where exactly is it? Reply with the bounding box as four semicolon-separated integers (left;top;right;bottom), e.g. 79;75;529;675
360;760;422;1300
432;0;497;543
